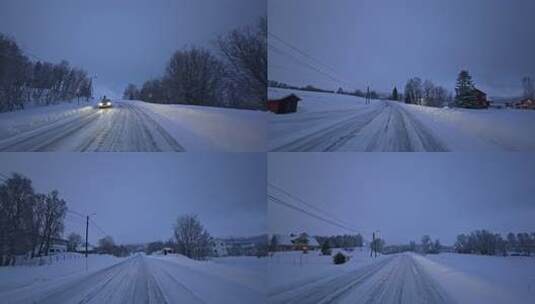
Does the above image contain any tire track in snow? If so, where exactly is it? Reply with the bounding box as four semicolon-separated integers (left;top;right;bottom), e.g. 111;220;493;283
270;254;455;304
0;101;184;152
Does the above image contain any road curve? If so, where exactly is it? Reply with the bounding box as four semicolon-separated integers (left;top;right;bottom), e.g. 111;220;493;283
0;101;184;152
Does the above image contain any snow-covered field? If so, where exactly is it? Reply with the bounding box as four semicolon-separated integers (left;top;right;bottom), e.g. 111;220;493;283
415;253;535;304
0;100;266;152
269;88;535;151
130;101;266;152
268;249;535;304
0;253;267;304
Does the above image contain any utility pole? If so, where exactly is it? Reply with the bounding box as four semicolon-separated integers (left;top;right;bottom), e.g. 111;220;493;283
370;232;375;257
85;215;89;258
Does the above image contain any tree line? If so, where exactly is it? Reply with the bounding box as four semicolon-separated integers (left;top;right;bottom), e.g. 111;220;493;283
455;230;535;256
0;174;67;266
123;17;266;111
316;234;364;249
0;33;93;113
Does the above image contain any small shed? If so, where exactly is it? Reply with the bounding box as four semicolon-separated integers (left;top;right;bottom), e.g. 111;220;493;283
515;98;535;110
267;94;301;114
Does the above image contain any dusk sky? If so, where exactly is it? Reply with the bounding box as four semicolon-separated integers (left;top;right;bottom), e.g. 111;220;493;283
0;153;266;245
268;0;535;97
0;0;266;98
268;153;535;245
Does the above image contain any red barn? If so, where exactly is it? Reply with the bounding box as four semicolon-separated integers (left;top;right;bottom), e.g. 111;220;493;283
267;94;301;114
472;89;489;109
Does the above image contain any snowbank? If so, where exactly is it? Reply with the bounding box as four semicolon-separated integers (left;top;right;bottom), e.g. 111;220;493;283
149;254;266;294
398;103;535;151
128;100;267;152
0;253;123;293
413;253;535;303
0;102;95;140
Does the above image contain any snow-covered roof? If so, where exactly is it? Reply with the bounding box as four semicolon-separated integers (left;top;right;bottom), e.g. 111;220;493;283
274;233;319;247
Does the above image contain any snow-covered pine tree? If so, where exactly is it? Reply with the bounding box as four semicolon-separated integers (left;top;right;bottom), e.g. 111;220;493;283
454;70;476;108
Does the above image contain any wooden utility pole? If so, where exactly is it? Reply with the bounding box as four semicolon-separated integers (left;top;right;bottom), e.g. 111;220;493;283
370;232;375;257
85;215;89;258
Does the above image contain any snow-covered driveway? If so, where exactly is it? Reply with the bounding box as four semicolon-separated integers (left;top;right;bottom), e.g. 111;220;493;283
270;253;452;304
0;101;183;152
1;254;263;304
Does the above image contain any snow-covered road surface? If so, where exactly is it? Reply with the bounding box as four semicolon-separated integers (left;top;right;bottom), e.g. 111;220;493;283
0;101;183;152
2;254;263;304
270;253;452;304
269;88;535;151
270;101;447;152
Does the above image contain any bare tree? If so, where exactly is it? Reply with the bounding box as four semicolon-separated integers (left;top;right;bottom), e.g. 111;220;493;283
522;76;534;99
404;77;423;104
173;215;211;260
0;174;36;265
217;17;267;109
163;48;224;106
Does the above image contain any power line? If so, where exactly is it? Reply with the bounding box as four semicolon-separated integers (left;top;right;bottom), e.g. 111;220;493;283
268;32;343;77
89;218;107;237
268;194;361;234
269;182;359;230
268;44;354;87
66;209;85;218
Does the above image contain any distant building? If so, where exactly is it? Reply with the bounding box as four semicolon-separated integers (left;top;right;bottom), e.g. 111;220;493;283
273;233;320;252
267;94;301;114
472;89;489;109
515;98;535;110
161;247;174;255
211;239;229;257
35;238;68;256
75;244;96;254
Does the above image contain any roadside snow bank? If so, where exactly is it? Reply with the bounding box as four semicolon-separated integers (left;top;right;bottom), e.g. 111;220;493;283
398;103;535;151
149;254;266;294
0;102;95;140
0;253;123;293
127;101;266;151
413;253;535;304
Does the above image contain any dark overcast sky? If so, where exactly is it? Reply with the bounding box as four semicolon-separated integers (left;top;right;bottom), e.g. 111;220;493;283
0;153;266;245
268;153;535;245
0;0;266;98
268;0;535;97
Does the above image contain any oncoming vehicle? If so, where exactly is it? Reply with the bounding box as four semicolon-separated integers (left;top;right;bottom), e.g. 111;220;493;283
98;96;112;109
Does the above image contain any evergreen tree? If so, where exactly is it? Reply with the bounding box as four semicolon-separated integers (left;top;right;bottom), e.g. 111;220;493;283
392;87;399;101
321;240;332;256
454;70;476;108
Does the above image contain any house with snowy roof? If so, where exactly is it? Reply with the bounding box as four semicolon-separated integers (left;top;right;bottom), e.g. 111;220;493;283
272;233;320;251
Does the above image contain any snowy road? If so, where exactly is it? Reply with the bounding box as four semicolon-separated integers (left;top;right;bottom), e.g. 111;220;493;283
270;254;453;304
2;254;262;304
0;101;184;152
270;101;447;152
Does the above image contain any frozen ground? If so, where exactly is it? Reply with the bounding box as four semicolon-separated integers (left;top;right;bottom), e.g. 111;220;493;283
0;253;266;304
268;250;535;304
269;88;535;151
0;100;266;152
